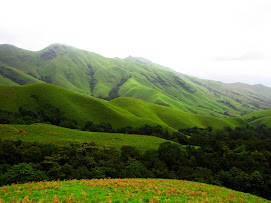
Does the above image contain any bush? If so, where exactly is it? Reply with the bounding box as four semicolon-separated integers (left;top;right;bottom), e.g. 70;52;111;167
120;161;154;178
0;163;48;185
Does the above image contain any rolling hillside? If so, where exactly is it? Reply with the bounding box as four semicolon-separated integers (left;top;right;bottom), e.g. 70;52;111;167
183;75;271;114
0;83;249;131
1;44;271;117
241;110;271;127
251;116;271;127
0;123;173;151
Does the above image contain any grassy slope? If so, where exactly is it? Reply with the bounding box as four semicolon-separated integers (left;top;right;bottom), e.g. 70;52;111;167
0;83;161;130
0;124;171;151
0;65;44;85
0;83;249;130
110;97;249;130
0;179;269;202
0;74;17;85
251;116;271;127
241;110;271;120
184;75;271;114
123;56;271;115
1;44;271;117
241;110;271;127
226;83;271;100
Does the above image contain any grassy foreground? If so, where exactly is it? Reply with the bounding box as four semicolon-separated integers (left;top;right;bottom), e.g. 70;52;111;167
0;179;269;202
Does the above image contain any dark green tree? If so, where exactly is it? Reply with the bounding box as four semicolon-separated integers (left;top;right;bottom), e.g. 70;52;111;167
1;163;48;185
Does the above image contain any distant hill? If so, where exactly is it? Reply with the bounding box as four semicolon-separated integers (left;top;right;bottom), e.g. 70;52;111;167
0;83;249;130
1;43;271;116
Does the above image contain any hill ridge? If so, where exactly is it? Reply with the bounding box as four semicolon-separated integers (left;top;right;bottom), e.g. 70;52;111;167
0;83;249;130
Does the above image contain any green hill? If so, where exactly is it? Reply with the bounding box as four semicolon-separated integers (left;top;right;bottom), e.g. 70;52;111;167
1;44;271;117
242;109;271;120
0;83;249;131
251;116;271;127
0;65;44;85
241;110;271;127
0;123;172;151
181;75;271;114
0;179;269;202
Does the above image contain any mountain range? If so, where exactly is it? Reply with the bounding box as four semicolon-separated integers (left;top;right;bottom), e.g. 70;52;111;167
1;43;271;119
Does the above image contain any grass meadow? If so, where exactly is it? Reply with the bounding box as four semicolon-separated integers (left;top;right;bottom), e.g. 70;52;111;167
0;179;269;202
0;123;174;151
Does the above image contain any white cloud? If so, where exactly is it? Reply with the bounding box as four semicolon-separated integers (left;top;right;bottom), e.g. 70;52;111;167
1;0;271;87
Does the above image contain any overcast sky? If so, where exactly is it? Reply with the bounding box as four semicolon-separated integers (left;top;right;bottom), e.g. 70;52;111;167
1;0;271;87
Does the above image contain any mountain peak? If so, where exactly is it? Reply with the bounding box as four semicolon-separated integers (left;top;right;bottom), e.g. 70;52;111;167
0;44;15;48
44;43;67;50
123;56;175;72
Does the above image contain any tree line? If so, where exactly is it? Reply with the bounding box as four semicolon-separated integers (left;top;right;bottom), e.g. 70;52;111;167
0;106;181;142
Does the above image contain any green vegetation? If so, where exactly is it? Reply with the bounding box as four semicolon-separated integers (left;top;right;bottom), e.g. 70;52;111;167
242;110;271;120
241;110;271;127
0;65;44;85
0;83;249;131
1;43;271;202
1;179;269;202
252;116;271;127
0;123;171;151
1;44;271;116
1;125;271;200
